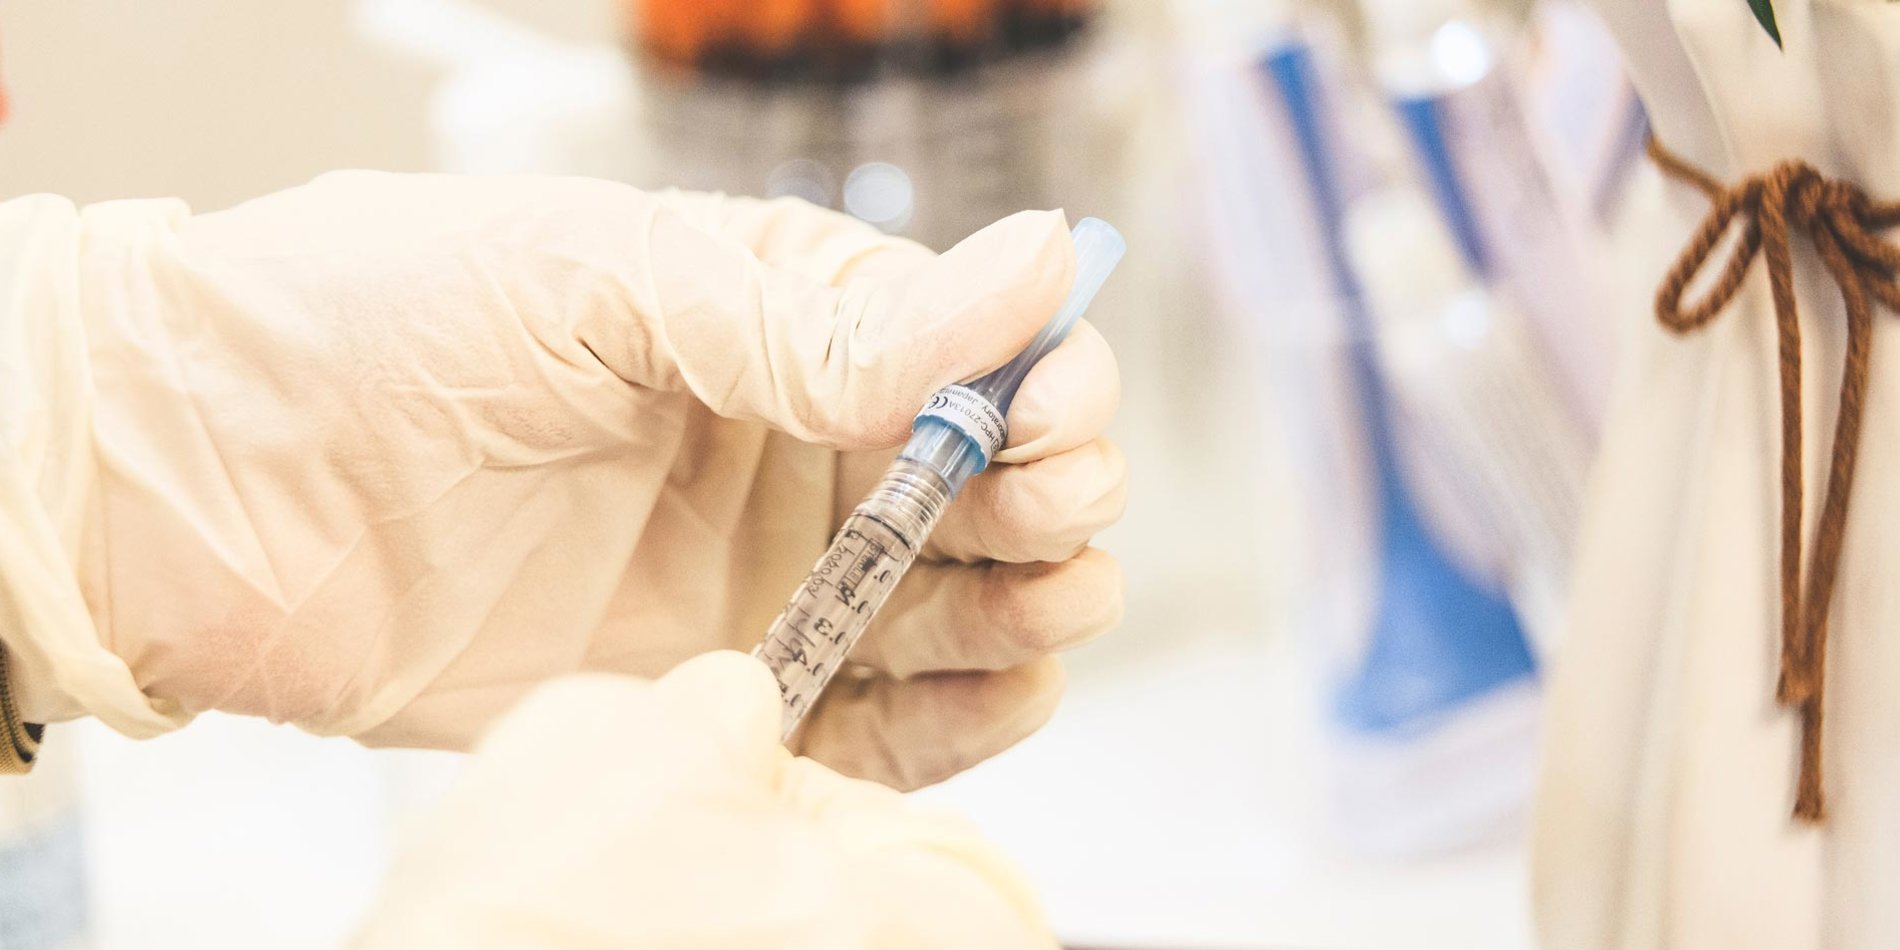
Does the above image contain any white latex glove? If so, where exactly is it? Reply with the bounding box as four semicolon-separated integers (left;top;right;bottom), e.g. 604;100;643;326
354;651;1057;950
0;175;1125;789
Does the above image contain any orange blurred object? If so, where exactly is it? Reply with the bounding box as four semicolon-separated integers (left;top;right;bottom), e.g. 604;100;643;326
629;0;1094;77
743;0;814;57
633;0;695;66
636;0;744;67
829;0;889;45
929;0;997;44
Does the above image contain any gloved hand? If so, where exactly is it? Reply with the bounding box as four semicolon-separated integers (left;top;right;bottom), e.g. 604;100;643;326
0;175;1125;788
354;651;1058;950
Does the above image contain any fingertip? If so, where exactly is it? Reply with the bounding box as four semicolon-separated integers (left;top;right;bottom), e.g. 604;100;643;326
836;210;1079;448
1000;656;1066;741
658;651;788;756
1002;469;1112;561
913;209;1077;371
990;209;1078;341
934;438;1127;563
979;552;1124;655
994;321;1120;463
664;649;780;697
1083;550;1128;633
1029;653;1068;697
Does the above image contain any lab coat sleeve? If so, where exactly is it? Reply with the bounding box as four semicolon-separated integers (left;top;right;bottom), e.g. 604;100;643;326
0;194;193;738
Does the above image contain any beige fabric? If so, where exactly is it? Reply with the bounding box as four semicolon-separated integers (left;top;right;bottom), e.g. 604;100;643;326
1535;1;1900;946
0;175;1125;789
354;651;1057;950
0;195;192;741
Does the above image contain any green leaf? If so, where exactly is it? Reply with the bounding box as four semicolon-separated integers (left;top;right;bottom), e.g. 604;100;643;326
1748;0;1784;49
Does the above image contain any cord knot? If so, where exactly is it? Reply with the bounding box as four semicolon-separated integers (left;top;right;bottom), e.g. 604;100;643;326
1649;137;1900;823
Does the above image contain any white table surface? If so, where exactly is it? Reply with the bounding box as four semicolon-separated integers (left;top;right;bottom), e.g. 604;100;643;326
63;622;1533;950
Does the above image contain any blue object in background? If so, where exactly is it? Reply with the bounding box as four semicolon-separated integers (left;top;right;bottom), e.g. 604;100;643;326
1395;96;1492;279
0;815;89;950
1260;42;1537;736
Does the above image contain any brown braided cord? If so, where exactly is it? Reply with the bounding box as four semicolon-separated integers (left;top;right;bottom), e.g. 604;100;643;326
0;643;40;774
1649;138;1900;822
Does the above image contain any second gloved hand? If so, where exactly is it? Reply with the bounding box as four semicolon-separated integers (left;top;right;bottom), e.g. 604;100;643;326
355;652;1058;950
0;175;1124;789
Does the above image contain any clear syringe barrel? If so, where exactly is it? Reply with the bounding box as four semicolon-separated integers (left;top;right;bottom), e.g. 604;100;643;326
755;217;1126;738
755;459;949;733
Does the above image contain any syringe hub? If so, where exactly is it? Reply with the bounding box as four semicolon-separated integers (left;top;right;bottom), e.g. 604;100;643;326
900;217;1127;494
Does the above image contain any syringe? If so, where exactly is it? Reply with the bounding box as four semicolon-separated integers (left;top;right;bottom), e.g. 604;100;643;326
754;217;1127;738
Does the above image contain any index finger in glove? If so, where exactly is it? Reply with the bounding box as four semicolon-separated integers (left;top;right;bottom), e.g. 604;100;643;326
650;194;1109;457
650;190;938;284
591;204;1078;450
